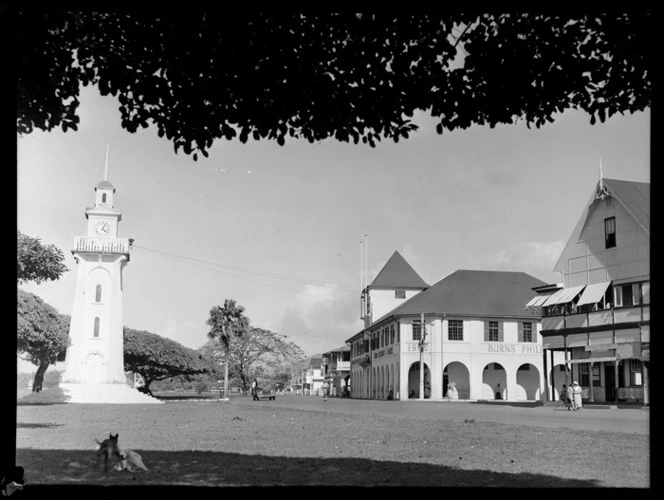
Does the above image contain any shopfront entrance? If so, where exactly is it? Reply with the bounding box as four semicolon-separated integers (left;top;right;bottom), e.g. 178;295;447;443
605;364;616;401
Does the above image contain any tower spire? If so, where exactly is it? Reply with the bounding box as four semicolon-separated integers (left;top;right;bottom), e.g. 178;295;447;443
104;143;110;181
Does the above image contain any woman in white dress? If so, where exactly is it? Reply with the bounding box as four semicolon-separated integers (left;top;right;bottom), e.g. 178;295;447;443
447;382;459;400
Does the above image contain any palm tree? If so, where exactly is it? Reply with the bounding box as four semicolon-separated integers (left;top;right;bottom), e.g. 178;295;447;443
206;299;249;399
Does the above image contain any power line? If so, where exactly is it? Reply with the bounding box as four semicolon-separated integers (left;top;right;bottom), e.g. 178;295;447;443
132;244;358;294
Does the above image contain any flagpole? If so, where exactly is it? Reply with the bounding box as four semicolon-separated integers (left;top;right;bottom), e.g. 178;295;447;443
104;143;110;181
365;234;372;399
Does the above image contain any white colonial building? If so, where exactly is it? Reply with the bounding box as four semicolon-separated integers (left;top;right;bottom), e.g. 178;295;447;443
525;177;649;405
348;254;564;401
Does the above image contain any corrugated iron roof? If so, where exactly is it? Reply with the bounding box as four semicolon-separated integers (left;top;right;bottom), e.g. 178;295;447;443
371;269;547;324
328;344;350;352
369;251;429;289
554;178;650;272
602;178;650;233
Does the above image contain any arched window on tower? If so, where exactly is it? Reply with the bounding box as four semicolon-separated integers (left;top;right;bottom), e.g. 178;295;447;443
102;193;107;203
93;317;100;337
95;284;102;302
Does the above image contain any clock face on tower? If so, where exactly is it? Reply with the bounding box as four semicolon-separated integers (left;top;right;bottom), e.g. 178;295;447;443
95;221;111;236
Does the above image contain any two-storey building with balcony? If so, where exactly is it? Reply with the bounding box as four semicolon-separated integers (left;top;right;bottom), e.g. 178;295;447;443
348;259;560;401
525;178;649;404
294;355;324;395
321;345;351;397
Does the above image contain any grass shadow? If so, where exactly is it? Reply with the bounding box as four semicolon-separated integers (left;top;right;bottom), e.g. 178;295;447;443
17;423;65;429
16;448;603;488
471;400;543;409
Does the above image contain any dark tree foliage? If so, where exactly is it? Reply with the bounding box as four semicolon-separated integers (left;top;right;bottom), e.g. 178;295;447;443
16;11;653;159
200;326;305;392
17;231;69;285
17;289;70;392
123;327;216;390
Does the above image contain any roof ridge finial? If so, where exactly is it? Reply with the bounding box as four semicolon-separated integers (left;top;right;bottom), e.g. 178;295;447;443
104;143;110;181
596;157;609;199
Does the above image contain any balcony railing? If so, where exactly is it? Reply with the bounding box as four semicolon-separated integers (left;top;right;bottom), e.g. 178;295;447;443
74;236;131;254
542;306;648;331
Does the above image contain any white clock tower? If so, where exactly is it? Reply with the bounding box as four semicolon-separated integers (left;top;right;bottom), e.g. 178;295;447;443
60;152;161;403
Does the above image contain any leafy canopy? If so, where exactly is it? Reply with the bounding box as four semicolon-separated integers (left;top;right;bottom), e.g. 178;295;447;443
206;299;249;351
123;327;216;388
16;12;653;159
17;231;69;285
17;289;70;366
200;326;305;391
17;289;71;392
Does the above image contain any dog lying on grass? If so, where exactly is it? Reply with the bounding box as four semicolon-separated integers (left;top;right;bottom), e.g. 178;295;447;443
113;449;149;472
94;433;122;472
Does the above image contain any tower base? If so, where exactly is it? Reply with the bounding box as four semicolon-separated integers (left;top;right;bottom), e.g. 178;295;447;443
60;383;163;404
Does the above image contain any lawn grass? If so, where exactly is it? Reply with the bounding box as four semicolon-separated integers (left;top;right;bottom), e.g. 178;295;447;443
15;390;649;488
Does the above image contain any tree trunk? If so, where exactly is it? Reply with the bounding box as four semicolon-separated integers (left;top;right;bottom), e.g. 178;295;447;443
224;355;229;399
32;360;50;393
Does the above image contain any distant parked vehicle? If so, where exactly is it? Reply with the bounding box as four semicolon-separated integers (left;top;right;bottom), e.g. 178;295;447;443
252;387;276;401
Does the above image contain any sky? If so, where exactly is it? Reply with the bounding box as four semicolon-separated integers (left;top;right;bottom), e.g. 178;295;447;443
17;84;650;372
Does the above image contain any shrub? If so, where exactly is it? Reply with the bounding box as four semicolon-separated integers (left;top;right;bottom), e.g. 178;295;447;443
195;381;209;394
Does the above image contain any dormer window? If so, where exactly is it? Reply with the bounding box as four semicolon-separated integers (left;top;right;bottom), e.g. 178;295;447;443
604;217;616;248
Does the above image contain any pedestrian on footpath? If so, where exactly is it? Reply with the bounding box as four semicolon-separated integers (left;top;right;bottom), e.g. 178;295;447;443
572;381;583;410
566;383;576;411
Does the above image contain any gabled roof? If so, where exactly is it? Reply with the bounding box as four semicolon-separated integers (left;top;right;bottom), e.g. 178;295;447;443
300;355;322;370
369;251;429;289
554;178;650;272
372;269;546;324
95;180;116;191
603;178;649;233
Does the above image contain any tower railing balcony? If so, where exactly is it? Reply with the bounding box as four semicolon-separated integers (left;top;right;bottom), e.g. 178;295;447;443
74;236;132;254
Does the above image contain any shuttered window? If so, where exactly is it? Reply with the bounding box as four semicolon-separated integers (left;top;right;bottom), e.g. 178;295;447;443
518;322;533;342
605;217;616;248
412;322;422;341
448;320;463;341
484;320;503;342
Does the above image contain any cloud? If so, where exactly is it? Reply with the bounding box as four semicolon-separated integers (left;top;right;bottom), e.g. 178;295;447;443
277;283;362;355
488;240;566;281
158;317;208;350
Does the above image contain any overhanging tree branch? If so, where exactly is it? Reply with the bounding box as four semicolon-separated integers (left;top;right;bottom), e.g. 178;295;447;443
15;11;653;159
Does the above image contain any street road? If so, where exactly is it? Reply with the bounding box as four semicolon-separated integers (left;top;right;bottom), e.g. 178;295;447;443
234;395;650;435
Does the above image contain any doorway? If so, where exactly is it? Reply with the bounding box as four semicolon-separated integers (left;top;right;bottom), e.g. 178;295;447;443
605;364;616;401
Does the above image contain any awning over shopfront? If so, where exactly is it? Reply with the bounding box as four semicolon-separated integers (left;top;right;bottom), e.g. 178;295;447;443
525;293;552;309
576;281;612;307
552;285;586;305
540;288;567;307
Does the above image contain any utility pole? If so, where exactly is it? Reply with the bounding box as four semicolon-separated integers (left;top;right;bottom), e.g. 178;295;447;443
419;311;425;400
